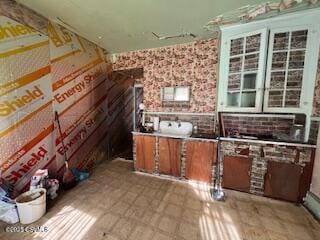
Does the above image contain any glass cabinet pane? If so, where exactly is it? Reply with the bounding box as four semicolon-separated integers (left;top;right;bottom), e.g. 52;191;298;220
244;53;259;71
286;70;303;88
268;90;284;107
266;28;308;109
273;32;289;50
288;50;305;69
227;92;240;106
241;92;256;107
226;32;262;109
246;34;261;53
229;57;242;73
285;90;301;107
228;74;241;90
243;73;256;90
271;52;287;70
291;30;308;49
270;71;285;89
230;38;244;56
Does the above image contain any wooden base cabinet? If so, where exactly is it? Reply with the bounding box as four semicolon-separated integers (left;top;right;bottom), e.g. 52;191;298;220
264;161;302;202
135;135;155;172
223;155;252;193
185;141;217;183
159;138;182;176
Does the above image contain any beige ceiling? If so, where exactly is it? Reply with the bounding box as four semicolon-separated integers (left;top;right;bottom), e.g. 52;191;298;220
17;0;268;53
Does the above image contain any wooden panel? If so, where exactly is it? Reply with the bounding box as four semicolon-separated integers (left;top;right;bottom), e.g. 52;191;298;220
135;135;155;172
223;155;252;193
185;141;217;183
264;161;302;202
159;138;182;176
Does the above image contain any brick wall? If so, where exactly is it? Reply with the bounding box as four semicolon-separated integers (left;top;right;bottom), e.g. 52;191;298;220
145;113;215;134
222;114;294;137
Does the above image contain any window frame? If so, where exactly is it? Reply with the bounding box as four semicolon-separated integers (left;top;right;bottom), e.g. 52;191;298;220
161;86;190;102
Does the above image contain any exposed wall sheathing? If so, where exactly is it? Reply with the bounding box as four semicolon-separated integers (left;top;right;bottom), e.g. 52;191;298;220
0;16;55;194
0;16;109;196
48;22;108;174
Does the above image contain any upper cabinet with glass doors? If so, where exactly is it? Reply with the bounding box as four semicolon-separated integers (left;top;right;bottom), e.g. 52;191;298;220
218;9;320;114
225;29;267;112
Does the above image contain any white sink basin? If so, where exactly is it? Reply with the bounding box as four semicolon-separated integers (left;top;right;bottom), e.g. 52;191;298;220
159;121;193;137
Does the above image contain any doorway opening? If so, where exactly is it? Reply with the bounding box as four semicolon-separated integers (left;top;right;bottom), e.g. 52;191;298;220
133;84;144;131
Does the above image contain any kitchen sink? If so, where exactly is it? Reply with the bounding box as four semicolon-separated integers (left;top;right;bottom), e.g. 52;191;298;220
159;121;193;137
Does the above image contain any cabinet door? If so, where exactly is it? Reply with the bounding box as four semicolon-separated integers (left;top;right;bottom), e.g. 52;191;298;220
185;141;217;183
264;25;319;114
135;136;155;172
218;29;268;112
264;161;302;202
159;138;181;176
223;155;252;193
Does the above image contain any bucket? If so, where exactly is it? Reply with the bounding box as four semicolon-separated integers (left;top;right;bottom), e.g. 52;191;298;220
15;188;46;224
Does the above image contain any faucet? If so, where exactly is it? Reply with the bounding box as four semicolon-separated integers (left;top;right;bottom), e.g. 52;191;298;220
175;117;181;128
168;122;172;127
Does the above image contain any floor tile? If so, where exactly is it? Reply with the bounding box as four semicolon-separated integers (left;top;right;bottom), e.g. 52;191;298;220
158;215;179;234
4;159;318;240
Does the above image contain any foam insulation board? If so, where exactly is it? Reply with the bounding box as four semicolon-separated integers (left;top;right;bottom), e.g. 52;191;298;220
0;15;110;195
0;16;55;193
48;22;109;174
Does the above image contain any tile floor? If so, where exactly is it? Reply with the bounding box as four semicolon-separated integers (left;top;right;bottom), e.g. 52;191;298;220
1;158;319;240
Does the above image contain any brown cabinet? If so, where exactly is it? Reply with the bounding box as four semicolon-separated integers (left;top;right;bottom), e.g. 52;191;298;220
185;141;217;183
135;135;155;172
159;138;182;177
264;161;302;202
223;155;252;193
